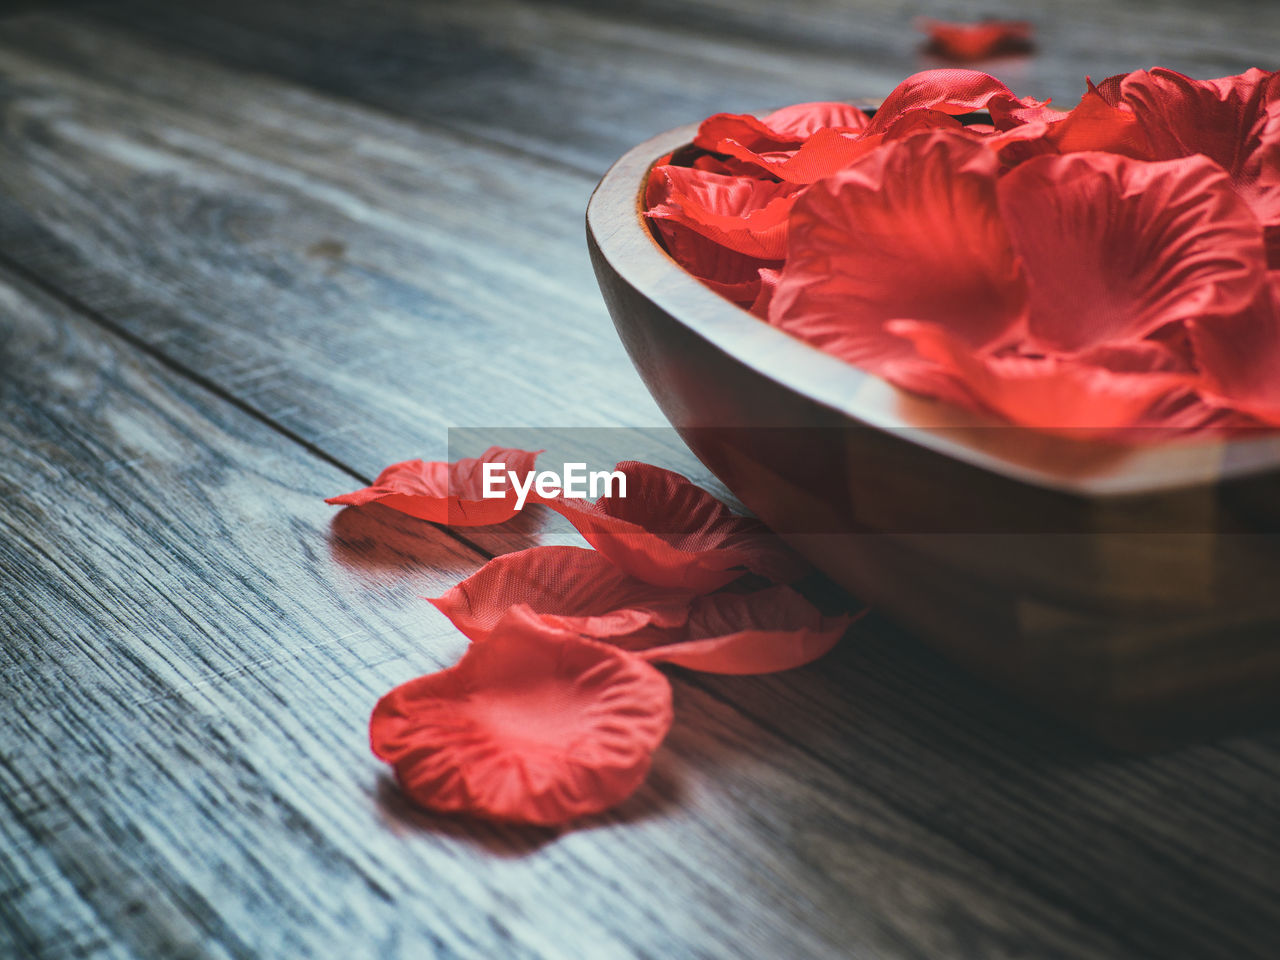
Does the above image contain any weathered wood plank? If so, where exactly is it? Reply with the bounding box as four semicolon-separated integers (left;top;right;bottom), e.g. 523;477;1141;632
2;5;1279;958
0;270;1128;958
78;0;1280;171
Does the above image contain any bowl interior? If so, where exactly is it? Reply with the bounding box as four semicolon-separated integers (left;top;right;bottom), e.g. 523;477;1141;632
587;118;1280;499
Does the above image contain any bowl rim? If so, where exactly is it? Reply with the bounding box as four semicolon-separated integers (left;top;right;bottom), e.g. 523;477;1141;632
586;116;1280;498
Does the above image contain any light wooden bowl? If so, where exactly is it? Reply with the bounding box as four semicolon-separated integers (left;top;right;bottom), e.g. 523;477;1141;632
586;117;1280;749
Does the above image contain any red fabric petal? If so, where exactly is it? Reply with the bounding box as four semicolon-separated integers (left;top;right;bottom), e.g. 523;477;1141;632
636;586;856;675
998;152;1268;353
694;102;870;155
761;101;872;139
648;217;780;307
1096;68;1280;231
370;609;673;825
428;545;696;643
1188;274;1280;425
889;320;1195;431
536;461;809;593
1045;89;1150;159
325;447;540;526
646;164;799;259
1100;68;1277;172
916;18;1034;63
864;69;1030;135
768;130;1028;379
715;127;882;184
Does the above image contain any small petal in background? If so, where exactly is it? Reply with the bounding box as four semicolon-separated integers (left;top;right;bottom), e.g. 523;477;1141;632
916;18;1034;63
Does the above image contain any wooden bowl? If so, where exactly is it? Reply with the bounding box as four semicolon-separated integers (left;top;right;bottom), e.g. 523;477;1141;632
586;118;1280;749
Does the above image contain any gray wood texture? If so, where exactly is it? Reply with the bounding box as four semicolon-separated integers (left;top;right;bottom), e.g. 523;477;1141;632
2;1;1279;958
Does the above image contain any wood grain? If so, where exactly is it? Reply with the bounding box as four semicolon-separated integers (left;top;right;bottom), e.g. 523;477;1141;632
77;0;1280;170
0;268;1134;959
2;1;1280;958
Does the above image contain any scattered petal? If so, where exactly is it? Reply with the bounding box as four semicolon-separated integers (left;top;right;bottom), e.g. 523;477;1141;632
636;586;858;675
916;18;1034;63
537;461;810;592
428;545;696;643
370;609;673;825
326;447;540;526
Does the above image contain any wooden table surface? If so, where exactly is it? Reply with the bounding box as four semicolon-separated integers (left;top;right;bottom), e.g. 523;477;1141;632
3;1;1279;958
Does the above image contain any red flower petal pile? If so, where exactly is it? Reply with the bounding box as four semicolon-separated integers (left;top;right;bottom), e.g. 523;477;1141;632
646;68;1280;435
330;454;859;824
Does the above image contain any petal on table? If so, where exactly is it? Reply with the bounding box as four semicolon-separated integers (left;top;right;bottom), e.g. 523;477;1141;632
998;152;1268;353
371;610;673;825
537;461;810;592
427;545;696;643
325;447;540;526
637;585;858;675
915;18;1034;63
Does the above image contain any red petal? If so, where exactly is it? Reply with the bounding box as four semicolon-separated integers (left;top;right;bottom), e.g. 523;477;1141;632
890;320;1195;431
646;164;799;259
648;218;780;306
761;101;872;139
998;152;1268;353
1046;89;1150;158
637;586;856;675
769;130;1028;377
1107;68;1277;176
325;447;540;526
694;102;870;155
916;18;1034;63
537;461;809;592
1188;274;1280;425
865;69;1025;135
717;127;882;184
370;610;673;825
427;545;696;642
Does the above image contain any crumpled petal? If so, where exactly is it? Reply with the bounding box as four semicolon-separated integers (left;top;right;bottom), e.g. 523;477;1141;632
427;545;696;643
889;320;1196;431
998;152;1268;352
1188;274;1280;425
864;69;1051;136
648;217;780;306
769;130;1028;378
1094;68;1280;231
694;102;870;155
325;447;540;526
370;608;673;825
1044;88;1150;158
536;461;809;592
713;127;883;184
646;164;799;259
916;18;1034;62
634;586;858;675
